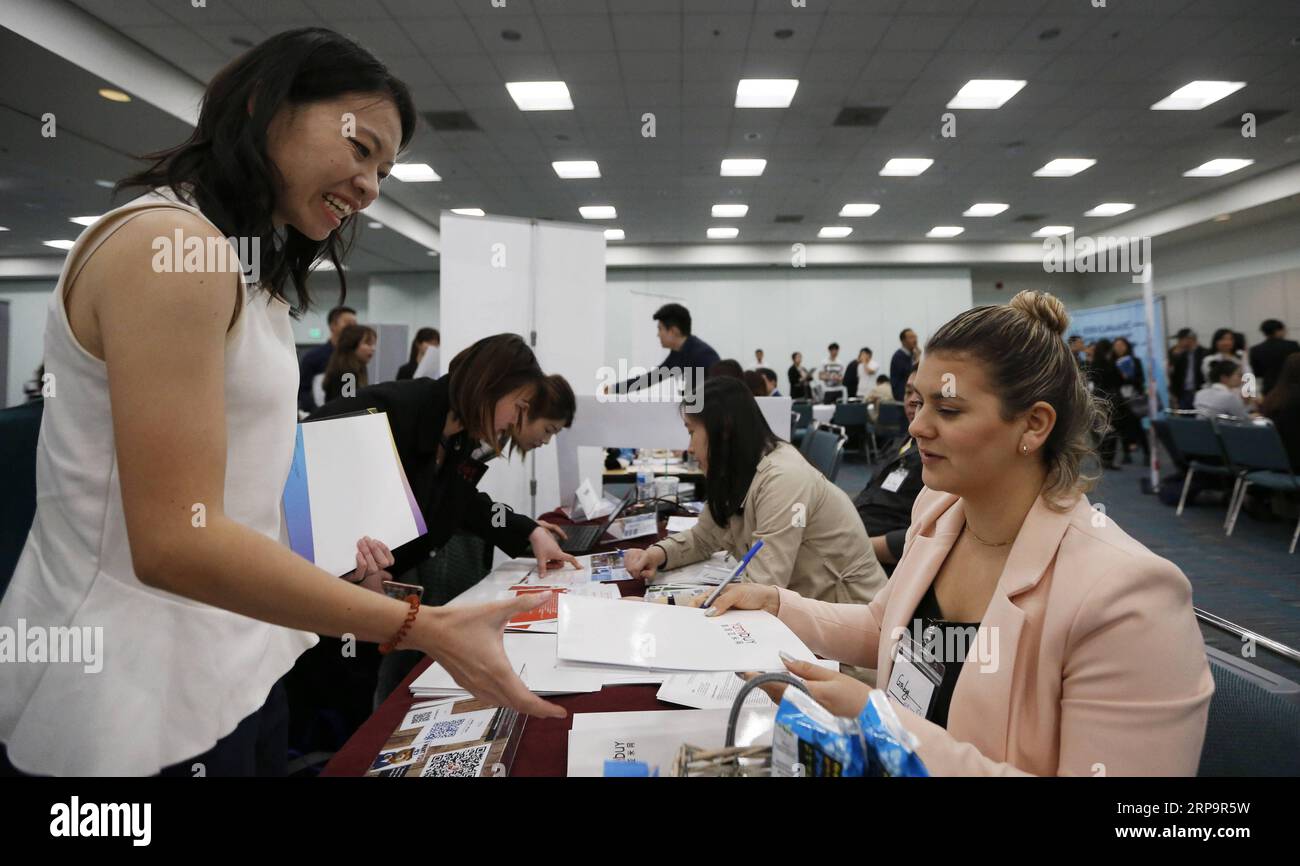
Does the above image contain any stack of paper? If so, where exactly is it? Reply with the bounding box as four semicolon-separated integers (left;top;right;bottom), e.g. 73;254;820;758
556;594;821;674
566;708;776;777
410;633;661;699
646;551;736;586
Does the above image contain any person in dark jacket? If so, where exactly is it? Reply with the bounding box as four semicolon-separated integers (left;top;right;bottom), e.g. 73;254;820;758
395;327;439;380
608;303;720;394
297;305;355;412
1249;319;1300;397
1168;328;1210;410
1089;339;1125;467
1262;353;1300;472
853;365;923;569
889;328;918;400
1112;336;1149;464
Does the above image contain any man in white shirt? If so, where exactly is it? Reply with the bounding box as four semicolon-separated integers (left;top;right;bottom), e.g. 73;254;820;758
1193;359;1251;419
817;342;846;403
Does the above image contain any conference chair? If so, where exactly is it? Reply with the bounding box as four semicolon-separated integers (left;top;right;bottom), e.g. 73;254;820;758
874;401;908;444
0;400;43;600
790;399;813;446
1165;413;1234;522
801;423;846;483
1197;646;1300;776
1214;417;1300;553
830;400;870;461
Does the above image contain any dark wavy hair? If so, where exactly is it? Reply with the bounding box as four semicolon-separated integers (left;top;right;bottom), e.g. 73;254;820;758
446;334;545;455
115;27;416;316
684;377;780;526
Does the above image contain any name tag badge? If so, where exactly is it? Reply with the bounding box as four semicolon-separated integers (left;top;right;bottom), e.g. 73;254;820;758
886;638;943;719
881;466;910;493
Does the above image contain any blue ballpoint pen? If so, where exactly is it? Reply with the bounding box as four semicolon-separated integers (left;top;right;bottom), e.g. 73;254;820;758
700;539;764;610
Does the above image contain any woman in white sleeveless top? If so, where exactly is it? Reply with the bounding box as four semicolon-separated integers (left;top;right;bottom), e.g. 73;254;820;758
0;28;564;778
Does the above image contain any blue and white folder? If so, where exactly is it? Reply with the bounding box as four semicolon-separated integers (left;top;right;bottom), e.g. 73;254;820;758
282;412;427;576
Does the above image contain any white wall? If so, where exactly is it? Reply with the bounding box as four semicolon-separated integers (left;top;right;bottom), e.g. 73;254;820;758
604;267;974;381
1;280;54;408
970;266;1084;308
1077;212;1300;347
368;272;439;333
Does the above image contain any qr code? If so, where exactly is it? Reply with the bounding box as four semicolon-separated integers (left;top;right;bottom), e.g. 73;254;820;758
409;710;436;726
420;743;490;778
425;719;464;739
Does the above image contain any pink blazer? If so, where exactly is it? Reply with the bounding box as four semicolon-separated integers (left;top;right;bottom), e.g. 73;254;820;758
776;486;1214;776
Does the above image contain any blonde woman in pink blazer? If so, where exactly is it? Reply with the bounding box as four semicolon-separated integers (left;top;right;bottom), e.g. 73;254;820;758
705;291;1214;776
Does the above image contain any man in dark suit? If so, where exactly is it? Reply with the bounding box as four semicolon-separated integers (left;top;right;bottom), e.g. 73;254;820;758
1168;328;1209;410
1248;319;1300;396
889;328;918;401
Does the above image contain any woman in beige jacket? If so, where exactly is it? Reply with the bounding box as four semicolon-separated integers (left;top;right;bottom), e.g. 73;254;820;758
705;292;1214;776
622;377;886;605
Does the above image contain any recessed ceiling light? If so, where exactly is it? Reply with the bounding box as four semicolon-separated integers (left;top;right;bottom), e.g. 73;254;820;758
1183;158;1255;177
552;160;601;179
712;204;749;218
427;250;439;256
69;215;101;226
98;88;130;102
390;163;441;182
735;79;799;108
839;203;880;217
818;226;852;238
707;227;739;239
1084;202;1135;217
880;158;933;176
367;221;383;229
94;179;114;188
1033;158;1096;177
0;226;8;231
505;81;573;111
579;205;617;219
604;228;625;241
1213;214;1232;222
1032;225;1074;237
926;226;964;238
1151;81;1245;110
450;208;485;216
43;240;76;250
946;79;1026;110
963;203;1009;217
720;158;766;176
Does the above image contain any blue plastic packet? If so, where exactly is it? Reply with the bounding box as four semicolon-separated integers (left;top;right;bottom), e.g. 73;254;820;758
856;690;929;777
771;687;867;776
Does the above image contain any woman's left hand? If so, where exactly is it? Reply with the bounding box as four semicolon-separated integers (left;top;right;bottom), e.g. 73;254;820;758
343;536;394;594
529;526;581;580
743;654;872;719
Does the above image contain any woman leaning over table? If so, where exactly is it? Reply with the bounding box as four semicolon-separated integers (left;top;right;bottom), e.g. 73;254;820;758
622;377;887;605
701;291;1213;776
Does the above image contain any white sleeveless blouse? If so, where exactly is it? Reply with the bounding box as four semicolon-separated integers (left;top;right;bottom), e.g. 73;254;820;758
0;189;317;775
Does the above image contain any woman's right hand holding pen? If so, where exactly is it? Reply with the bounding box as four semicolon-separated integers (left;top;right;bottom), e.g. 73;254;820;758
686;583;780;617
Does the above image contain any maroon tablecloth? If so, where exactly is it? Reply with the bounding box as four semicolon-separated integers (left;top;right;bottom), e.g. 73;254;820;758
321;507;689;777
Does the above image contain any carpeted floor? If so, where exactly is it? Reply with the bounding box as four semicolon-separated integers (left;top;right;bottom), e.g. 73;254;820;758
833;451;1300;682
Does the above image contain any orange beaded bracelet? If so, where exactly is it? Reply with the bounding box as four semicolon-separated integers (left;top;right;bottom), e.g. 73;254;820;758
379;594;420;655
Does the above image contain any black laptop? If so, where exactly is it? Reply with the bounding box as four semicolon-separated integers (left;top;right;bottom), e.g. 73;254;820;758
560;489;635;554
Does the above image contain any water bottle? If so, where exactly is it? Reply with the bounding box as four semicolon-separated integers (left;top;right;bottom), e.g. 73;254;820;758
636;465;652;503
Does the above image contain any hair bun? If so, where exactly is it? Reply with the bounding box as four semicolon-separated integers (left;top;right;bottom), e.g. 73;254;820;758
1009;290;1069;336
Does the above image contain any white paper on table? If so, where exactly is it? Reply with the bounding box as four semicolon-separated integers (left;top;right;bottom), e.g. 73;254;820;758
283;412;425;576
553;656;668;685
556;595;820;672
410;633;606;697
665;515;699;533
654;661;841;710
501;582;620;633
566;708;775;777
517;552;630;585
